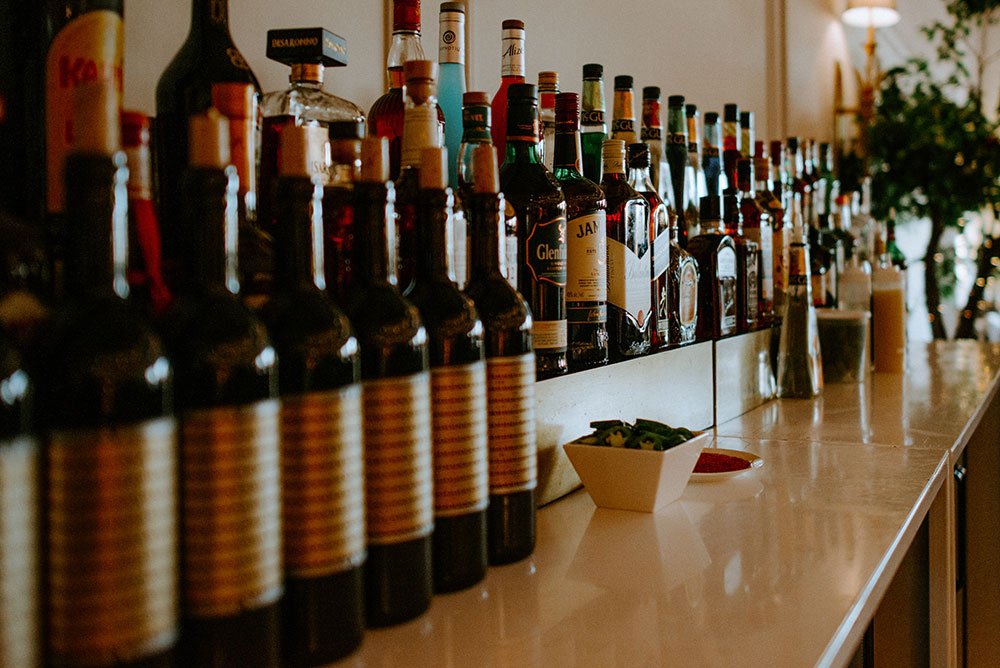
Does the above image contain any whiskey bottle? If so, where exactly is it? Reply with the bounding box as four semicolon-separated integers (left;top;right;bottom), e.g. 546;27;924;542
610;76;637;146
602;139;652;359
685;103;707;240
463;143;537;565
738;157;773;326
688;195;737;340
665;95;689;249
703;112;723;197
439;2;466;189
722;103;740;189
553;92;609;371
499;83;568;379
580;63;607;184
491;19;526;159
640;87;668;202
724;191;759;333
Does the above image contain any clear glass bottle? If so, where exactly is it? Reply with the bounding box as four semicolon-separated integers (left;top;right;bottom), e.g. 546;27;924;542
439;2;466;189
580;63;607;184
537;71;559;171
685;103;706;240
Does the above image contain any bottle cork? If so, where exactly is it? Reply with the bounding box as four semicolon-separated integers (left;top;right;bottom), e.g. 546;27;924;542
419;146;447;190
188;109;231;169
360;136;389;183
72;80;120;155
279;123;329;179
404;59;438;84
472;144;499;194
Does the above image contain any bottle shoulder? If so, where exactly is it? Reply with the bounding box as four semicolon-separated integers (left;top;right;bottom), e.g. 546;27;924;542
156;37;261;111
500;161;565;207
556;172;606;216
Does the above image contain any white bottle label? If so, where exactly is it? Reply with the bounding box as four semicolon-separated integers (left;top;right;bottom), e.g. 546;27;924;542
363;372;434;545
566;211;607;302
1;436;38;668
533;319;568;350
431;361;489;516
607;236;652;326
401;106;442;169
680;262;698;326
652;221;671;281
452;208;468;289
280;386;366;579
505;235;519;289
486;354;537;494
500;28;525;78
438;12;465;65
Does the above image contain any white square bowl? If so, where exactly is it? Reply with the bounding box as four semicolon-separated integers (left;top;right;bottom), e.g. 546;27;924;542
562;431;709;513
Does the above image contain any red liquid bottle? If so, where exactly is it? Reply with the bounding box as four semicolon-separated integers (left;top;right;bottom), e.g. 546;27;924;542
490;19;526;160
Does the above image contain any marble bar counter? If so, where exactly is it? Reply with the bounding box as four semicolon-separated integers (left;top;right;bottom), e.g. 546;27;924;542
338;341;1000;668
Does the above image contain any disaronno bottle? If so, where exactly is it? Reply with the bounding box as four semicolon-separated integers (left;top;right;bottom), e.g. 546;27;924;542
162;110;281;668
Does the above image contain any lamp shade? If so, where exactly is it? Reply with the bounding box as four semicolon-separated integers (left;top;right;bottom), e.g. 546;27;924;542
842;0;901;28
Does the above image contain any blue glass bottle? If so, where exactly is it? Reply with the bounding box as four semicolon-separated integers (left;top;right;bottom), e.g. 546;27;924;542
438;2;466;189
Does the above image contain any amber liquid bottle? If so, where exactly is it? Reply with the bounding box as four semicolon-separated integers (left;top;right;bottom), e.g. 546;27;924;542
464;143;537;565
552;92;608;371
610;75;637;146
688;195;737;340
343;137;434;627
34;82;177;668
161;111;281;668
499;83;569;379
261;124;365;665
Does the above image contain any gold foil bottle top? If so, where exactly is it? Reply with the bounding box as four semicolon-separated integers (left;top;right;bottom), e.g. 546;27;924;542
188;109;231;169
211;82;257;120
602;138;625;160
419;146;447;190
360;136;389;183
463;91;489;106
472;144;499;194
280;123;329;179
72;80;120;155
538;71;558;91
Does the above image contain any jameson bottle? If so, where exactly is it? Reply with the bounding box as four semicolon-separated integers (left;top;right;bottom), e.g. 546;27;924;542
261;124;365;665
665;95;689;249
538;71;559;171
156;0;261;293
406;146;489;593
161;111;281;668
491;19;526;159
685;104;706;240
626;143;671;351
703;112;723;197
640;87;668;201
553;92;608;370
463;143;537;565
738;158;773;326
439;2;466;189
580;63;607;184
343;137;433;627
724;192;759;333
610;76;637;146
35;82;177;668
688;195;737;340
722;103;740;190
499;83;568;379
602;139;651;359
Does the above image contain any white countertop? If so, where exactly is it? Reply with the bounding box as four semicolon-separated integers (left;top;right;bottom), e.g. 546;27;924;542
339;341;1000;668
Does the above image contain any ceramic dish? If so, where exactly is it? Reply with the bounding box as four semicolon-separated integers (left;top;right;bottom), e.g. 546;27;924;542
689;447;763;482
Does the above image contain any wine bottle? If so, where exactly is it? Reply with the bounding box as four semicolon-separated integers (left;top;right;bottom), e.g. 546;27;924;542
161;110;281;668
406;146;489;592
464;143;537;565
438;2;466;189
580;63;607;184
261;124;365;665
344;137;433;627
553;92;608;371
155;0;260;293
490;19;526;159
322;124;364;305
499;83;569;380
34;81;177;668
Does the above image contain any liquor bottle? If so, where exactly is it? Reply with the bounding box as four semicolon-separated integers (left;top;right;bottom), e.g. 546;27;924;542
34;81;177;668
0;329;37;668
552;92;608;370
323;124;365;305
755;141;787;318
538;71;559;171
499;83;568;379
665;95;689;249
580;63;607;184
122;111;172;315
724;191;759;333
491;19;526;159
886;215;907;270
463;143;537;565
261;124;364;665
626;143;671;351
156;0;261;292
342;137;433;626
667;192;699;347
703;112;723;197
439;2;466;189
737;157;773;326
602;139;652;359
688;195;737;340
260;27;366;231
851;177;877;263
777;193;822;397
406;146;489;593
685;103;706;239
722;103;740;189
610;76;637;146
872;244;906;373
740;111;754;164
771;139;789;210
640;87;668;201
397;59;444;295
161;110;281;668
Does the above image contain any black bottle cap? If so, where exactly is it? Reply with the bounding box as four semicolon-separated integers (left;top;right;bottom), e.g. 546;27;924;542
266;27;348;67
614;75;633;90
627;142;650;168
441;2;465;12
685;103;697;117
668;94;685;108
700;195;721;220
583;63;603;79
787;136;799;151
508;83;537;103
740;111;753;128
643;86;660;100
723;104;738;122
705;112;719;124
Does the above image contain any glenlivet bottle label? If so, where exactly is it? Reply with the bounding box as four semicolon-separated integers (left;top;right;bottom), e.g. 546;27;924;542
486;354;537;494
431;361;489;516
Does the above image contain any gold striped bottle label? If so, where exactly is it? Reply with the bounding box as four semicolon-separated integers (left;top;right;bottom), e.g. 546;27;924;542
431;361;489;517
181;400;283;618
281;386;366;579
486;354;537;494
363;372;434;545
47;418;177;665
1;436;39;668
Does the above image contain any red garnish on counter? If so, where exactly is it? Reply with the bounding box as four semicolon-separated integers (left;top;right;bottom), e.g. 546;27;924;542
694;452;751;473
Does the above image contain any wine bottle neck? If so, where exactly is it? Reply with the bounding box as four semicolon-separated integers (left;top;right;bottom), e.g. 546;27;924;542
414;189;453;281
184;166;240;295
189;0;232;39
467;193;506;281
553;127;582;173
273;177;324;292
353;182;397;286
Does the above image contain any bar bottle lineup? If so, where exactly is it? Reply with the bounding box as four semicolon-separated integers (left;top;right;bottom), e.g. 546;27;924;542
0;0;903;666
